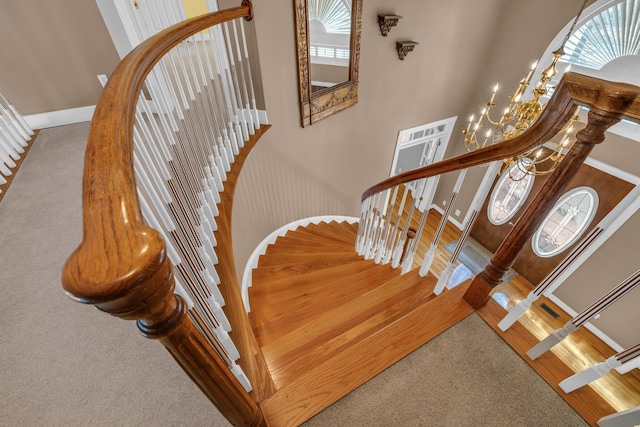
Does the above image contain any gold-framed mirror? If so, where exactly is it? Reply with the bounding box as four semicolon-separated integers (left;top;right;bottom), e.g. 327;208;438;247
294;0;363;127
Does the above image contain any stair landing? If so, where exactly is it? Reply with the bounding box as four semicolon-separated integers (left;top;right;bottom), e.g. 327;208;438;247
248;221;474;426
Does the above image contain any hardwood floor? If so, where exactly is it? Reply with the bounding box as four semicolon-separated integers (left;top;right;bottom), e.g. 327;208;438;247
249;221;474;426
248;201;639;426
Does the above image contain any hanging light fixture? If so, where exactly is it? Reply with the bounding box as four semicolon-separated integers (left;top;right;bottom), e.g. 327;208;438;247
462;0;588;178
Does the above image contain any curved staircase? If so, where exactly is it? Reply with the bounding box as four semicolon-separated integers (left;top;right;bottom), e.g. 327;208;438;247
248;220;475;426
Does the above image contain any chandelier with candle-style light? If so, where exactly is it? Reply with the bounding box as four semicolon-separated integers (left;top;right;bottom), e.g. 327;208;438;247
462;0;587;178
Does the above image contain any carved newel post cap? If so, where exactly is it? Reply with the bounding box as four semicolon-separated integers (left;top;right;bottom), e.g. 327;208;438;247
396;41;418;60
378;14;402;37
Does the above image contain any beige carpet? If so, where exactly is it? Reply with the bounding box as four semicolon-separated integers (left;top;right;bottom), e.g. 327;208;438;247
0;123;586;426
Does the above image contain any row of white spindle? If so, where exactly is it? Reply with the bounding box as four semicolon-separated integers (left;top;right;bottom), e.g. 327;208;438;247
110;7;262;392
356;160;640;395
0;90;34;194
356;175;439;272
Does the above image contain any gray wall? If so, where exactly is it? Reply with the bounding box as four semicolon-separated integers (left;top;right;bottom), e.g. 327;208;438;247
233;0;589;263
0;1;119;114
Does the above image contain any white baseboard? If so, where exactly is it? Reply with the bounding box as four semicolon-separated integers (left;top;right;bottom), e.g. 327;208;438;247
544;293;624;352
24;106;268;130
430;204;464;230
24;106;95;130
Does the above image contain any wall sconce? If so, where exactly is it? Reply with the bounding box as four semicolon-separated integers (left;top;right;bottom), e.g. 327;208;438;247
378;14;402;37
396;41;418;60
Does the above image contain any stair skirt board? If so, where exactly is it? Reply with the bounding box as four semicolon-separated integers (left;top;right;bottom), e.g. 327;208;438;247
241;215;359;311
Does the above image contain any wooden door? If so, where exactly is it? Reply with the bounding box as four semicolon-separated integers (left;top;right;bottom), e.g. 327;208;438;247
470;162;635;285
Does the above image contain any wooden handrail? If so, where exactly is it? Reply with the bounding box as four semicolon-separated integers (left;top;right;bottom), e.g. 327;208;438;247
361;72;640;309
362;72;640;202
61;4;272;426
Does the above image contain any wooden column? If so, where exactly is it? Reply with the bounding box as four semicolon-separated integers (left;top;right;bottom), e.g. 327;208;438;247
463;109;625;309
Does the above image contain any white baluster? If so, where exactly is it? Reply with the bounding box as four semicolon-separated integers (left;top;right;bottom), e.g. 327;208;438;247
420;169;467;277
559;355;621;393
527;268;640;359
498;291;538;330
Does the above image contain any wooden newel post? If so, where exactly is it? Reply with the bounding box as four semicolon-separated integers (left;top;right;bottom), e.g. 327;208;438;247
463;108;624;309
62;219;266;427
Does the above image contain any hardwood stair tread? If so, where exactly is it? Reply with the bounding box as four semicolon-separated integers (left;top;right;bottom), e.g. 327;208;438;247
250;264;418;343
258;281;474;427
257;273;437;386
263;242;356;255
256;252;361;268
250;219;474;426
249;262;400;333
268;234;352;250
286;223;356;246
252;255;364;281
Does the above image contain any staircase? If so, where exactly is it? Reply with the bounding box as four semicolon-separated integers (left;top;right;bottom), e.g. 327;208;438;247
248;220;474;426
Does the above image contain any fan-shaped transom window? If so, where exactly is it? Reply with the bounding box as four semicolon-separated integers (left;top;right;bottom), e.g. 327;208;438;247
562;0;640;70
532;187;599;258
488;161;536;226
308;0;352;34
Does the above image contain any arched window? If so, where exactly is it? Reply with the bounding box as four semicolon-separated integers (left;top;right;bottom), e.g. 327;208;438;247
563;0;640;70
488;161;535;225
532;187;599;257
308;0;352;34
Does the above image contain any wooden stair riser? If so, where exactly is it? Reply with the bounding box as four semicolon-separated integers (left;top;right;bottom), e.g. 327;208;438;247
252;255;364;281
256;252;361;268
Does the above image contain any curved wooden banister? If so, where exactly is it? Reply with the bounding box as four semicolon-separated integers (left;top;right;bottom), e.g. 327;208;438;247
61;4;272;426
362;72;640;202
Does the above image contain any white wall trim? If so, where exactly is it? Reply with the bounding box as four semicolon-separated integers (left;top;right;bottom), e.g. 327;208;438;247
24;106;95;130
240;215;359;312
431;203;464;231
23;106;268;131
585;156;640;184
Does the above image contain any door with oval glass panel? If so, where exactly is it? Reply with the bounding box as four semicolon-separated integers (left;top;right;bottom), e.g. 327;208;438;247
470;161;635;285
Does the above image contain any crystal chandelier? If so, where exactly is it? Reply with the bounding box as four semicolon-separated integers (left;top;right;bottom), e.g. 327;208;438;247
462;0;588;178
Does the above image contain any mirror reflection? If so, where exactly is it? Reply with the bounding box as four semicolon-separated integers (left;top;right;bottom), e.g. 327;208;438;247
308;0;352;92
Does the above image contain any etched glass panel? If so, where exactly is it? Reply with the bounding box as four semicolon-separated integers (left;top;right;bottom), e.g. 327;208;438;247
488;161;535;225
532;187;599;257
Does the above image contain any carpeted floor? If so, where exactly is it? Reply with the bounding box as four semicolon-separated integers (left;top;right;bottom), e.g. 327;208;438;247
0;123;586;426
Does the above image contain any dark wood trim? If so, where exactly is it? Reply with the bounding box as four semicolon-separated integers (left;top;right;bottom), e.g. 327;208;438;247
0;130;38;205
214;125;278;401
464;108;629;309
